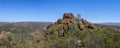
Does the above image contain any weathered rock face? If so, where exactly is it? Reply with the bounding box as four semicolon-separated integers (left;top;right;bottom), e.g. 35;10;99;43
78;20;84;30
57;13;74;25
47;13;75;30
63;13;74;19
79;19;95;30
46;13;95;37
58;29;65;37
47;24;58;30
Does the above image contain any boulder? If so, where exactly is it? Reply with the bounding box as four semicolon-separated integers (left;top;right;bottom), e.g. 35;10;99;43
58;29;65;37
47;24;58;30
79;19;95;29
57;13;74;25
87;23;95;29
57;18;62;24
61;19;71;25
63;13;74;19
78;20;84;30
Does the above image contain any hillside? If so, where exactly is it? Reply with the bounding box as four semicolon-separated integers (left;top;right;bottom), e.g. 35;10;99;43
0;13;120;48
0;22;52;33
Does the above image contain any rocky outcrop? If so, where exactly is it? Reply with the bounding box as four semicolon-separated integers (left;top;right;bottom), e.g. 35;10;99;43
63;13;74;19
47;24;58;30
57;13;74;25
58;29;65;37
47;13;75;28
78;19;95;30
46;13;95;37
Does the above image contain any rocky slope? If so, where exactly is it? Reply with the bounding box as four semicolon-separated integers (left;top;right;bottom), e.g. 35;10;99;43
46;13;95;37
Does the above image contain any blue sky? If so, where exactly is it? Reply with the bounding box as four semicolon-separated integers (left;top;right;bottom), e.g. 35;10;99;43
0;0;120;23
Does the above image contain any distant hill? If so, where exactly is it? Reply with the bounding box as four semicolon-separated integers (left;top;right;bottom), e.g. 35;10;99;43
0;22;53;33
95;24;120;33
101;22;120;26
0;22;120;34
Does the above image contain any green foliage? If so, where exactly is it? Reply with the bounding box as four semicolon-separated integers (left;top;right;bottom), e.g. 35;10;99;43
0;22;51;33
76;13;81;20
0;22;120;48
44;26;120;48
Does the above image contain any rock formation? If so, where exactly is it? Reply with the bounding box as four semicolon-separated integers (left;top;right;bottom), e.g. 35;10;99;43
56;13;74;25
63;13;74;19
58;29;65;37
46;13;95;37
78;19;95;30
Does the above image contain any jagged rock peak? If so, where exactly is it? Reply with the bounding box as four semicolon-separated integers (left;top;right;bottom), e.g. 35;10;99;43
63;13;74;19
56;13;75;24
46;13;95;37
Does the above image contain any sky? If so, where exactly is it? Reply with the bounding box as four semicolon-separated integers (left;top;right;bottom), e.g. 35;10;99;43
0;0;120;23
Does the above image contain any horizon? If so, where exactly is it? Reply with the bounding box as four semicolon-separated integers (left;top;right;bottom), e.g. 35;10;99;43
0;0;120;23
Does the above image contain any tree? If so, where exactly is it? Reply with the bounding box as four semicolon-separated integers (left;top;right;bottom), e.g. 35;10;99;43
77;13;81;20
